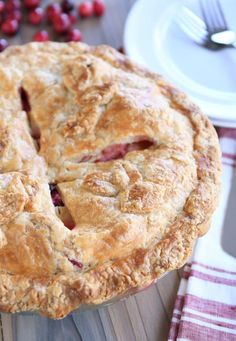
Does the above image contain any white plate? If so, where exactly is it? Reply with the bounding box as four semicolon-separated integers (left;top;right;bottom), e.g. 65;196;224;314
210;117;236;128
124;0;236;127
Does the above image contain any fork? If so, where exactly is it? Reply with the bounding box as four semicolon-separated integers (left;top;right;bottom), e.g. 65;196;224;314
200;0;236;49
176;2;236;50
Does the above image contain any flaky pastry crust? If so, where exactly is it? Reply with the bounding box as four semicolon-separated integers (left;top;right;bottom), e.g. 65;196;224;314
0;42;221;318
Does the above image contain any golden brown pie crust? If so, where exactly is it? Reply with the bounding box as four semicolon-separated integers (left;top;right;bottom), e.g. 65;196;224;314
0;42;221;318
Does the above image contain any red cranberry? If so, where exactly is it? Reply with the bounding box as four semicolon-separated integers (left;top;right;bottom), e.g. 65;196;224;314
0;1;5;13
68;9;77;24
0;39;8;52
49;183;56;193
6;10;22;22
1;19;19;35
28;7;44;25
23;0;41;9
64;221;75;230
93;0;105;17
51;192;63;206
61;0;74;13
66;28;82;42
79;1;93;18
53;13;71;34
33;30;49;42
19;87;31;113
49;184;64;206
5;0;21;11
69;259;83;268
47;3;62;23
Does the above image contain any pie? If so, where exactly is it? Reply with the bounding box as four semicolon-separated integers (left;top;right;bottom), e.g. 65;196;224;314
0;42;221;319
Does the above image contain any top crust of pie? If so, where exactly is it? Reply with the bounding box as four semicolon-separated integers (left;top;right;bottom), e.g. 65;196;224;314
0;42;221;318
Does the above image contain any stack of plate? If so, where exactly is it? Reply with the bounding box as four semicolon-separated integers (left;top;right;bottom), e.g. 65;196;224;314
124;0;236;128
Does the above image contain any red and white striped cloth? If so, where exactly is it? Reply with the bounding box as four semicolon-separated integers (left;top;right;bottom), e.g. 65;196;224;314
168;128;236;341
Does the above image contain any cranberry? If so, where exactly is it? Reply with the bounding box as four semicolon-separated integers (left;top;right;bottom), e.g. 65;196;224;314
69;259;83;268
19;87;31;113
49;184;64;206
0;39;8;52
53;13;71;34
0;1;5;13
5;0;21;11
23;0;41;9
61;0;74;13
93;0;105;17
6;10;22;22
68;9;77;24
47;3;62;23
33;30;49;42
28;7;44;25
1;19;19;35
64;221;76;230
79;1;93;18
49;183;56;192
66;28;82;42
51;192;64;206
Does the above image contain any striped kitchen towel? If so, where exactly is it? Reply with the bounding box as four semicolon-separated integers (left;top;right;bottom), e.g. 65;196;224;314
168;128;236;341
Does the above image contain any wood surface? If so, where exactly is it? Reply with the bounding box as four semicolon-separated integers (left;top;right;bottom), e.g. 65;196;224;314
0;1;181;340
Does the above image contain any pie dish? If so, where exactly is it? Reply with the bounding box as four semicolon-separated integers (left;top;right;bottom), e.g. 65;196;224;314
0;42;221;319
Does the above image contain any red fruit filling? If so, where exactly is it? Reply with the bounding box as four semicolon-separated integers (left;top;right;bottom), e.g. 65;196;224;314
69;259;83;269
49;184;64;207
96;143;128;162
64;221;76;230
79;139;154;163
19;86;31;113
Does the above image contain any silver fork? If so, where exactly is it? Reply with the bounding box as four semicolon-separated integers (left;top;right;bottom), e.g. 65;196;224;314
176;2;236;50
200;0;236;49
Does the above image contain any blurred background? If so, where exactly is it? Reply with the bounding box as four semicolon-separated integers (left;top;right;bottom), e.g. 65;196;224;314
0;0;134;49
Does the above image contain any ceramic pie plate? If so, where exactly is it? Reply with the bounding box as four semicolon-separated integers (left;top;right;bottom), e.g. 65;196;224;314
16;277;162;316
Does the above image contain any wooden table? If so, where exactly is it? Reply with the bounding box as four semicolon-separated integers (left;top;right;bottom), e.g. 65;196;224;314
0;1;181;340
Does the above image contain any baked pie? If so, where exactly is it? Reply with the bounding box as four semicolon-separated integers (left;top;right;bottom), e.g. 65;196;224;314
0;42;221;318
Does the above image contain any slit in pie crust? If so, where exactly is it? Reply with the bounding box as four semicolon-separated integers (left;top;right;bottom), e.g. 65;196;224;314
0;42;221;318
